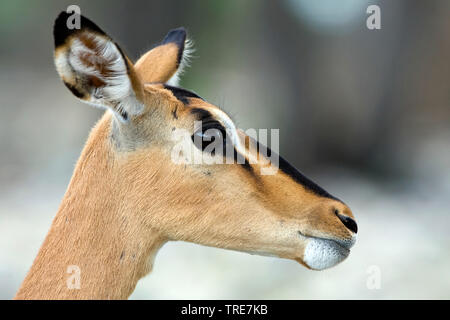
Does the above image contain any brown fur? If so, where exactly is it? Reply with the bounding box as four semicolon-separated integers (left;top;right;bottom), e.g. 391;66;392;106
134;43;180;83
15;17;356;300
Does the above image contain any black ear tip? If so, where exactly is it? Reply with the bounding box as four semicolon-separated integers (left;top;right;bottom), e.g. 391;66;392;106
173;27;187;34
161;27;187;66
53;11;107;48
53;11;73;47
54;11;71;26
161;27;187;46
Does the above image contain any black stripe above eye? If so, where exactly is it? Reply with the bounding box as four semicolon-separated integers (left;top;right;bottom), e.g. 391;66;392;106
190;107;211;120
277;154;338;201
249;136;339;201
164;85;203;104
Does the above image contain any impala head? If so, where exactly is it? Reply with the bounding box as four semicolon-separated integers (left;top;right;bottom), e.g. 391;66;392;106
53;12;357;271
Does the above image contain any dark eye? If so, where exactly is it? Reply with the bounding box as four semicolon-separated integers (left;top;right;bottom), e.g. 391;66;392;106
191;120;228;154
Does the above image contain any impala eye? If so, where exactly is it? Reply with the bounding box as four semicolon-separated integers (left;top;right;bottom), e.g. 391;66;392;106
192;121;228;154
190;108;233;156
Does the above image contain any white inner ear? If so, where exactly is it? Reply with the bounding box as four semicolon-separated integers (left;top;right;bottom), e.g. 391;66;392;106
67;34;143;119
69;35;131;99
166;38;194;86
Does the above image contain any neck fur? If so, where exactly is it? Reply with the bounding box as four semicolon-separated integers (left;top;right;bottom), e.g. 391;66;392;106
15;114;165;299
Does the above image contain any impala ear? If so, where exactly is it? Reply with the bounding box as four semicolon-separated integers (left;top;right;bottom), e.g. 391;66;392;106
134;27;192;85
53;12;144;121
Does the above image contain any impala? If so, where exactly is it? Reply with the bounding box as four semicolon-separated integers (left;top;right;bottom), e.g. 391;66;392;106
15;12;357;299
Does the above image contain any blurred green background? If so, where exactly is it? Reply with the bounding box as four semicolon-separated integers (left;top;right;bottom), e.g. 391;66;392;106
1;0;449;299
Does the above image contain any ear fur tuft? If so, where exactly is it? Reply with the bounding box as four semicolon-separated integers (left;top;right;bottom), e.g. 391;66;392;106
166;37;194;86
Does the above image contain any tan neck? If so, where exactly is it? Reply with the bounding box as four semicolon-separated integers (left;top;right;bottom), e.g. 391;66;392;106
15;115;165;299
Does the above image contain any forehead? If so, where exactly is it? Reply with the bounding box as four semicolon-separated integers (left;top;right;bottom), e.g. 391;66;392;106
162;84;204;104
144;83;234;125
143;83;204;105
144;82;246;154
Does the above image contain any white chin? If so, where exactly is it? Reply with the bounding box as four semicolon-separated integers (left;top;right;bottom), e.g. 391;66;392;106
303;238;350;270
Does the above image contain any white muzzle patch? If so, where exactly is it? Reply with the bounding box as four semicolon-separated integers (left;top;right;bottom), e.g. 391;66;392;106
303;238;352;270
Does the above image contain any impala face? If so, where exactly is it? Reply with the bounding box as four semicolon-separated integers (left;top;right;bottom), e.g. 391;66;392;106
53;12;357;270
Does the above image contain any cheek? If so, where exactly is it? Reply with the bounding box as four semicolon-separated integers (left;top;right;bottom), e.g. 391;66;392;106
302;238;350;270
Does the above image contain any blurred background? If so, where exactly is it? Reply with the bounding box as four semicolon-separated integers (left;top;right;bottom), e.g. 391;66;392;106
1;0;449;299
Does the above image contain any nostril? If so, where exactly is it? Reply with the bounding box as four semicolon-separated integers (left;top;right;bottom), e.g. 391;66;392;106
335;211;358;234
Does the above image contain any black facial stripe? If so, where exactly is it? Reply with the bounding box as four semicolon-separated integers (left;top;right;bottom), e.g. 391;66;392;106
248;136;338;200
190;109;333;198
277;154;338;200
164;85;203;104
190;107;211;119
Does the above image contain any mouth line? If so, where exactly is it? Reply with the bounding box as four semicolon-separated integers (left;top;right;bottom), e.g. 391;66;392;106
297;230;351;253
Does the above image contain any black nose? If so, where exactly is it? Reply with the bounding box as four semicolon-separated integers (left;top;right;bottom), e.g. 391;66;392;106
335;211;358;233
